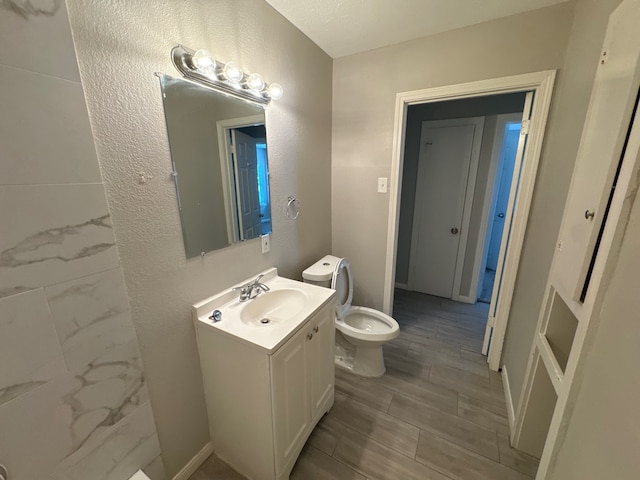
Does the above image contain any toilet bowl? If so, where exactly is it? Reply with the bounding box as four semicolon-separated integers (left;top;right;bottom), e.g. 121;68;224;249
303;255;399;377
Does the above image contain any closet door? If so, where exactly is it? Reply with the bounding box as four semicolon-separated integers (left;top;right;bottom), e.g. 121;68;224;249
552;15;640;302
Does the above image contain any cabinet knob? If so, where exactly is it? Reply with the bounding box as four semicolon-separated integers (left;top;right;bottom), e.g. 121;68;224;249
313;325;319;333
307;332;313;340
585;210;595;220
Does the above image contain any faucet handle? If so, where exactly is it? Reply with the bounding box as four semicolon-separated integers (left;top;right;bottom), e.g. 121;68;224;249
233;285;251;301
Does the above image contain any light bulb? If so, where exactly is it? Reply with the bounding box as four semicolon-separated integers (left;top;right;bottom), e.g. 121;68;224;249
246;73;265;92
223;62;244;84
267;82;284;100
191;49;216;75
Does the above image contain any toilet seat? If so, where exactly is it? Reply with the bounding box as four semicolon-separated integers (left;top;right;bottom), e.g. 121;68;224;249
339;306;399;342
331;258;398;342
331;257;354;320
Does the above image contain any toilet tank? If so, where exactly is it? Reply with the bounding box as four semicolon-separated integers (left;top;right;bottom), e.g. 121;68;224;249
302;254;340;288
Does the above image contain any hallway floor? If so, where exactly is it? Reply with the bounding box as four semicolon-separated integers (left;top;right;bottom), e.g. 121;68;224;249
189;290;538;480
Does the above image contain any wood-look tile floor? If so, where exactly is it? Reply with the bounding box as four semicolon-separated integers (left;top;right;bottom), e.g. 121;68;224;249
190;290;539;480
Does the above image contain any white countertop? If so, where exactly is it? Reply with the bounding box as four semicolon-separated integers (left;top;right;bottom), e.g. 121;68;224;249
192;268;335;353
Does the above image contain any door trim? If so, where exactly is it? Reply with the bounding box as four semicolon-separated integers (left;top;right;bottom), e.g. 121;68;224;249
383;71;557;371
407;117;485;301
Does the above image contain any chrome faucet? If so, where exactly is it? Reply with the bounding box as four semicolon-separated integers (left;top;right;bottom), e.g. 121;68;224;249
233;274;270;302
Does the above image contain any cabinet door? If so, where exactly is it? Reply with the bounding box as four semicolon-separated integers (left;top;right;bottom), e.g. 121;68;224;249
271;328;310;475
309;306;335;419
552;1;640;301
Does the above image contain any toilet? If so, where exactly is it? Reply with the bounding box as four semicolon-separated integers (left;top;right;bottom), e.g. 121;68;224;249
303;255;400;377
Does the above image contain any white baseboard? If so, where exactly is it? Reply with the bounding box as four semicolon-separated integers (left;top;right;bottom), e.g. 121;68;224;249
501;366;516;437
172;441;214;480
395;282;409;290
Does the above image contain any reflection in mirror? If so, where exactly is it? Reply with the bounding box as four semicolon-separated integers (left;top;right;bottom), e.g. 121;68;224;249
158;74;272;258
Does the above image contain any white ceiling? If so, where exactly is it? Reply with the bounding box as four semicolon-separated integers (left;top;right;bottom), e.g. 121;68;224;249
264;0;571;58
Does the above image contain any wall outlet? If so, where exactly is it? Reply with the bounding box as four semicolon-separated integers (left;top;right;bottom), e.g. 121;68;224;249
378;177;388;193
261;234;270;253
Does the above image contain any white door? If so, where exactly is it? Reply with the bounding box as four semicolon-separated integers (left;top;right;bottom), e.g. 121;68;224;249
482;92;534;355
409;118;484;299
231;129;261;240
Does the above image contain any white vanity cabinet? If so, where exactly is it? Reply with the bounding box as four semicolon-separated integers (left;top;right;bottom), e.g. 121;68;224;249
194;296;335;480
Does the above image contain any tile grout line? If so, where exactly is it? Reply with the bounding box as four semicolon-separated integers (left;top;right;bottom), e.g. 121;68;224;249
342;425;453;480
415;428;458;480
496;430;503;465
312;427;366;479
386;393;503;464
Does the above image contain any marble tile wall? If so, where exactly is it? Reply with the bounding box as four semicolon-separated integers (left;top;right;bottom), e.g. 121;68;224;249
0;2;164;479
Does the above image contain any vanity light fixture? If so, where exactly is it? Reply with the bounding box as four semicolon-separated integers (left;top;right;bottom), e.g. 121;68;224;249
171;44;283;105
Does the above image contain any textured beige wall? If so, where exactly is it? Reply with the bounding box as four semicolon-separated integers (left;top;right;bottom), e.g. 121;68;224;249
332;3;574;309
501;0;623;409
65;0;333;476
547;170;640;479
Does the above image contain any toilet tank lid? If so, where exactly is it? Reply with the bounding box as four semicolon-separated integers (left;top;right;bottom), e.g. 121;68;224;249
302;254;341;282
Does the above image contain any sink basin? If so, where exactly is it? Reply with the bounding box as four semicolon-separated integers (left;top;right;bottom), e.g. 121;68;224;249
193;268;336;353
240;288;307;326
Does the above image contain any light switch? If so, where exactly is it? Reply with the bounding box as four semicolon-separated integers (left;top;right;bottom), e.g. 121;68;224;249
378;177;388;193
261;234;270;253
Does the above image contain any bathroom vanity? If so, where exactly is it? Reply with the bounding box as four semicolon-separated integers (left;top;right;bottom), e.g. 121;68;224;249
192;268;336;480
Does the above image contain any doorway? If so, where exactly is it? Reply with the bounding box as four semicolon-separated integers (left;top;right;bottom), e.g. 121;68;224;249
217;115;270;243
478;115;523;304
383;71;556;370
398;97;527;364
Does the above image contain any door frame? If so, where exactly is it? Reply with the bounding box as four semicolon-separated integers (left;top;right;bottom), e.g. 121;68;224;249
383;71;556;371
407;117;485;301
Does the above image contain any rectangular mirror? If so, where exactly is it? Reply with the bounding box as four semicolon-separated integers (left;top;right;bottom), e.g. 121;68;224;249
158;74;272;258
